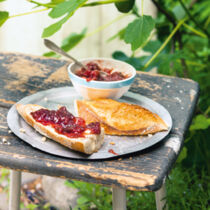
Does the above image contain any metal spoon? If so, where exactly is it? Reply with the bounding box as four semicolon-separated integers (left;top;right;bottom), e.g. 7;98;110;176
44;39;86;69
44;39;108;77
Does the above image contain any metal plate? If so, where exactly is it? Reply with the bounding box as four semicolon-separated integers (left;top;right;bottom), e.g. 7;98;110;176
7;87;172;159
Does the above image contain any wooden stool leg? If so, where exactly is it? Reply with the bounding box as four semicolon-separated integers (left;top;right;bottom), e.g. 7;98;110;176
155;183;168;210
112;187;126;210
9;170;21;210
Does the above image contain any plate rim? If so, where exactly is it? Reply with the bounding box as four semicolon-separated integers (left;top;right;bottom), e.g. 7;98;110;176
7;86;172;160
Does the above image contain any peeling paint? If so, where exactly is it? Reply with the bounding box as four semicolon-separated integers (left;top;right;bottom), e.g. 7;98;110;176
174;97;182;103
56;162;156;188
0;52;200;192
44;65;69;83
0;98;15;105
90;172;155;188
12;154;26;159
0;125;7;129
162;78;172;83
164;136;181;154
137;71;176;79
135;79;161;91
0;149;157;190
4;58;46;78
190;89;196;102
46;162;52;167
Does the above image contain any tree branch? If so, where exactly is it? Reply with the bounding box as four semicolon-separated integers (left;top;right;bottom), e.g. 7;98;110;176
83;0;124;7
144;18;187;70
176;31;189;77
151;0;176;26
151;0;189;77
9;8;49;18
178;0;210;37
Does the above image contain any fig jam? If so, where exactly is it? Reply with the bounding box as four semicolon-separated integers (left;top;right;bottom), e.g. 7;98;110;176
76;61;128;82
31;106;100;138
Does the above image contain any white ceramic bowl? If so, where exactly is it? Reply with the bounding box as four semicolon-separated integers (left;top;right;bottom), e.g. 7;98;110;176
67;58;136;100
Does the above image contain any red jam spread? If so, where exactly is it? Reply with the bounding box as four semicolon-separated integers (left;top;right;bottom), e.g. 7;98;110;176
108;149;119;155
31;106;100;138
76;62;128;82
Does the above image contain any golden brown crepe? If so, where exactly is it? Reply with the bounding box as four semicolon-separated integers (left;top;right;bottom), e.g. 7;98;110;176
75;99;168;135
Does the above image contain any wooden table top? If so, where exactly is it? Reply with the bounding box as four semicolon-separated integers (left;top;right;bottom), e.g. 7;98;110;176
0;52;199;191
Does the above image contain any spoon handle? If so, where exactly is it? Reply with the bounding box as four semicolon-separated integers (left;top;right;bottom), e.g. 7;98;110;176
44;39;85;69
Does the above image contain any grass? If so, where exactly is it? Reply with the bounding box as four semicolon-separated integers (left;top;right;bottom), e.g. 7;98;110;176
166;166;210;210
66;165;210;210
0;164;209;209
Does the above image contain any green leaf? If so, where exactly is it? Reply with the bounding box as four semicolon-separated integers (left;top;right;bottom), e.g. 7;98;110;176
64;180;76;188
62;28;87;51
26;203;38;210
190;115;210;131
77;196;89;205
0;0;6;2
132;4;140;17
49;0;87;18
115;0;135;13
51;0;65;3
0;11;9;27
195;1;210;21
143;40;162;54
112;51;143;70
43;51;60;58
43;28;87;57
42;13;69;38
176;146;187;163
107;28;125;42
172;5;186;20
124;16;155;51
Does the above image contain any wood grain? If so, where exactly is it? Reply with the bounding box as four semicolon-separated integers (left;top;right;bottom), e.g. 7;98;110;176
0;52;199;191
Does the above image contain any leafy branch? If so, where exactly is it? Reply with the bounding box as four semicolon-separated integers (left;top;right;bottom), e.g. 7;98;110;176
86;13;129;38
0;0;209;74
28;0;55;8
178;0;210;37
83;0;126;7
141;0;144;16
144;18;188;69
30;0;127;8
182;23;207;39
9;8;49;19
44;13;129;57
151;0;176;26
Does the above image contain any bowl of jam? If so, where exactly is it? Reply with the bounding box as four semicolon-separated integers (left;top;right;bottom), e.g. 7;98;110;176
67;58;136;99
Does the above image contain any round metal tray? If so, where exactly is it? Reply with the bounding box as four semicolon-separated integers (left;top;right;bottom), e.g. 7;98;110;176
7;87;172;159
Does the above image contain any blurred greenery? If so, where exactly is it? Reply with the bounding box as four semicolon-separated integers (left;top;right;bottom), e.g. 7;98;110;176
113;0;210;174
63;0;210;209
66;165;210;209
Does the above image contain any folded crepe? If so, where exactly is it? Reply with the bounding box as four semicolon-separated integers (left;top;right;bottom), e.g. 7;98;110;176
75;99;168;135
